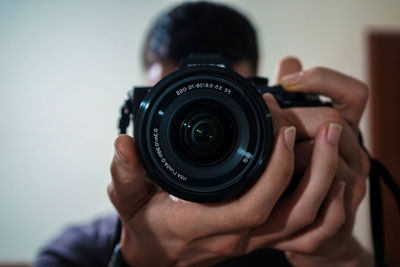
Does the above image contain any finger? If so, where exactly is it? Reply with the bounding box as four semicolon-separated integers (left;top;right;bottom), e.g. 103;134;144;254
263;93;280;108
289;107;361;169
234;126;295;219
263;96;360;169
285;123;341;228
273;180;346;253
275;56;303;84
263;93;289;136
293;140;314;174
249;122;341;246
263;94;341;140
280;67;369;130
108;134;155;221
194;126;296;234
263;93;282;134
335;157;367;229
143;127;296;240
295;145;350;180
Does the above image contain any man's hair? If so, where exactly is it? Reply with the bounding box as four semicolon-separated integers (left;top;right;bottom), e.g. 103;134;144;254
143;1;259;72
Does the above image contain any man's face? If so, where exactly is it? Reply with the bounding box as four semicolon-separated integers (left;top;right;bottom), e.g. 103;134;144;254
145;60;255;85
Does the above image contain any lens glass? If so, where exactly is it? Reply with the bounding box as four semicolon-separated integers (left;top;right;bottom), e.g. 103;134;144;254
193;122;214;144
172;101;236;165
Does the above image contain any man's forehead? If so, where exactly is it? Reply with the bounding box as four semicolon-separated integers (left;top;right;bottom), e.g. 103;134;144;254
145;60;255;86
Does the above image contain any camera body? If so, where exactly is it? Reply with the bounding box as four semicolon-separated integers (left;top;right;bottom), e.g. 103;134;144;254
119;55;328;203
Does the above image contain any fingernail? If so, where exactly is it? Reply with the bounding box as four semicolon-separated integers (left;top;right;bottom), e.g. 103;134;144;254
284;126;296;152
337;181;346;199
263;92;274;101
280;72;304;89
115;148;128;163
282;84;299;91
327;123;342;145
114;138;128;163
263;93;278;106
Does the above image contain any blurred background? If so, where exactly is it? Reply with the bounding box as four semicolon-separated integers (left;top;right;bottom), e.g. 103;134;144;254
1;0;400;264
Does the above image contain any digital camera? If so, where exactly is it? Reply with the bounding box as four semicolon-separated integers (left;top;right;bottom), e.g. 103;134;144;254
118;55;327;202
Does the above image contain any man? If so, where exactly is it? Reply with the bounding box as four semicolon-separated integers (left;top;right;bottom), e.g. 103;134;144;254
36;2;372;266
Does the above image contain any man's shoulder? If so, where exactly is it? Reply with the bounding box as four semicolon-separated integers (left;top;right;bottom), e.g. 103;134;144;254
35;213;120;267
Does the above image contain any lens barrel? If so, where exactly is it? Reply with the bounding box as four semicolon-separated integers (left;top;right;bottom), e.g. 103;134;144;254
135;65;273;202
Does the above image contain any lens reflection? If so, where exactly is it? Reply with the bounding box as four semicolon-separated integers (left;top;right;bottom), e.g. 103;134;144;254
172;101;236;165
193;123;214;143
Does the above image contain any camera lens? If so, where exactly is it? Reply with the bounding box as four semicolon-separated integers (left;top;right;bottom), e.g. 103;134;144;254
174;101;236;165
134;66;273;202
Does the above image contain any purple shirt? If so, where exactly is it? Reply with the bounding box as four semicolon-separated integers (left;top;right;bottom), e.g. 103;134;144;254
35;213;291;266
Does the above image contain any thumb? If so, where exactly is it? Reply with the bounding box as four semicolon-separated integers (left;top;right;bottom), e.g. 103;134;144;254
275;56;303;84
108;134;155;221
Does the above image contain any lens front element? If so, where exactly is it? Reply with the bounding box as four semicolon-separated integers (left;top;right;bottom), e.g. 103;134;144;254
174;101;236;165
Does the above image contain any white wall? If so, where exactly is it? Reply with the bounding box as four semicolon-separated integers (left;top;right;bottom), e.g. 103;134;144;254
1;0;399;262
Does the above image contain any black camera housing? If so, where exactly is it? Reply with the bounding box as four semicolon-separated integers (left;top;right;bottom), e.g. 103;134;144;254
119;55;328;203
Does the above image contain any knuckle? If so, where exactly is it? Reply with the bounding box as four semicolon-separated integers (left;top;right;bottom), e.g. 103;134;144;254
324;153;339;175
337;210;347;226
324;108;345;126
284;251;298;262
110;160;119;180
165;218;193;242
280;56;301;67
327;160;339;179
331;204;347;228
350;149;369;206
166;219;187;241
297;239;323;254
295;215;346;254
164;208;184;239
110;159;146;186
107;183;120;208
291;210;317;229
345;81;369;116
285;110;298;127
240;209;269;228
272;159;295;185
209;234;243;257
107;183;114;198
320;151;339;179
106;182;134;221
283;165;295;182
308;66;328;80
235;202;273;229
355;81;370;105
354;178;367;206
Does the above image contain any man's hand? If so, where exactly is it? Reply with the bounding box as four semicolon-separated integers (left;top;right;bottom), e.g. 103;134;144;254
108;126;301;266
263;57;373;266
